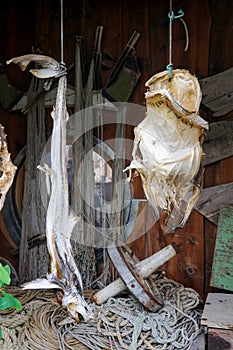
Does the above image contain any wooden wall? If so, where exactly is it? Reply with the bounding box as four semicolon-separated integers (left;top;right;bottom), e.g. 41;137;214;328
0;0;232;299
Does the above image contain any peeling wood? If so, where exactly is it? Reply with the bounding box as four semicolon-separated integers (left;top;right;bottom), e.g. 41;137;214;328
211;206;233;291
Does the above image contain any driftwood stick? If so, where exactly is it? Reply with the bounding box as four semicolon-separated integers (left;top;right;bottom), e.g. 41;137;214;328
93;243;178;305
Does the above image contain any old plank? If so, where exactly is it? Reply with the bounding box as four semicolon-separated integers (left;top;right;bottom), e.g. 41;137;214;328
203;119;233;165
203;97;233;118
195;183;233;225
200;67;233;103
201;293;233;329
200;67;233;117
210;206;233;291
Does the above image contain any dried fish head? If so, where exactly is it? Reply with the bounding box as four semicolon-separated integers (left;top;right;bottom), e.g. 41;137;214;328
145;69;202;114
62;288;93;322
6;54;66;79
125;69;208;232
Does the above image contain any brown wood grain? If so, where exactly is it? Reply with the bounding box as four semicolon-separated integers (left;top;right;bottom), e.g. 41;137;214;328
203;119;233;166
204;0;233;299
0;0;231;299
195;182;233;224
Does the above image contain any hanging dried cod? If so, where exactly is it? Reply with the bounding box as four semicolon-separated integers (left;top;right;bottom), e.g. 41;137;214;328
125;69;208;233
0;125;16;210
7;54;92;321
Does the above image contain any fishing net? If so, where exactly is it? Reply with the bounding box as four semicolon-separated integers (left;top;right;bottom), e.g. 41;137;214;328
0;276;202;350
71;28;103;288
19;76;49;284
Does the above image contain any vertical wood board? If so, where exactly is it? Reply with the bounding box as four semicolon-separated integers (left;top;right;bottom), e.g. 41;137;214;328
211;206;233;291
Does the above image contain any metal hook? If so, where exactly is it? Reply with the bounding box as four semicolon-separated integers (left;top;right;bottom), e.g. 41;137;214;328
168;9;184;20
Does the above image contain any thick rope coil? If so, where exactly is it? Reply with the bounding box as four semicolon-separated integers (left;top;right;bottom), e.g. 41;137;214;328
0;278;202;349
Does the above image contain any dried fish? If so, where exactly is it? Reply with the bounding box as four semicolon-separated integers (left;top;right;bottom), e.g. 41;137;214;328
6;54;66;79
0;125;16;210
41;75;92;321
125;69;208;232
7;55;92;321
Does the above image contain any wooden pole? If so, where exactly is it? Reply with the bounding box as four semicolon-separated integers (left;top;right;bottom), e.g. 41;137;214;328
93;243;178;305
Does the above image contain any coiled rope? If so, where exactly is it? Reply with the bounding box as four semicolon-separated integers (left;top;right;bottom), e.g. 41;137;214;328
0;276;202;349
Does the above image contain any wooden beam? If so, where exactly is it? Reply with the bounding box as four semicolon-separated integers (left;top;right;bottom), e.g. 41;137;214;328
203;119;233;165
93;244;177;305
195;183;233;224
200;67;233;117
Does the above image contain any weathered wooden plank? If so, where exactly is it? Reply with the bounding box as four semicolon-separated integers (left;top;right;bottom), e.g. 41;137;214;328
201;293;233;329
200;67;233;103
204;97;233;118
203;119;233;165
200;68;233;117
204;0;233;299
210;206;233;291
195;183;233;225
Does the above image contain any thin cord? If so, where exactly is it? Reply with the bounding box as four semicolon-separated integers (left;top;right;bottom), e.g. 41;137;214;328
167;0;174;78
180;18;189;52
60;0;64;64
167;0;188;78
169;0;172;62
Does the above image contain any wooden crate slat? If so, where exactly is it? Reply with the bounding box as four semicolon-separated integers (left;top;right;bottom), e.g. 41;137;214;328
201;293;233;329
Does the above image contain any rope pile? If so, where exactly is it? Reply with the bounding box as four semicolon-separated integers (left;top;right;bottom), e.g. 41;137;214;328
0;278;202;349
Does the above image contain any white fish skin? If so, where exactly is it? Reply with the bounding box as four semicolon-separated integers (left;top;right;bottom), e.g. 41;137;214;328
6;54;66;78
21;278;63;290
42;75;93;321
125;69;208;232
7;55;92;321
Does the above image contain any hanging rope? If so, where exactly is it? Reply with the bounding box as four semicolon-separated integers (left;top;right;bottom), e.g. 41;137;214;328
60;0;64;65
166;0;189;78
